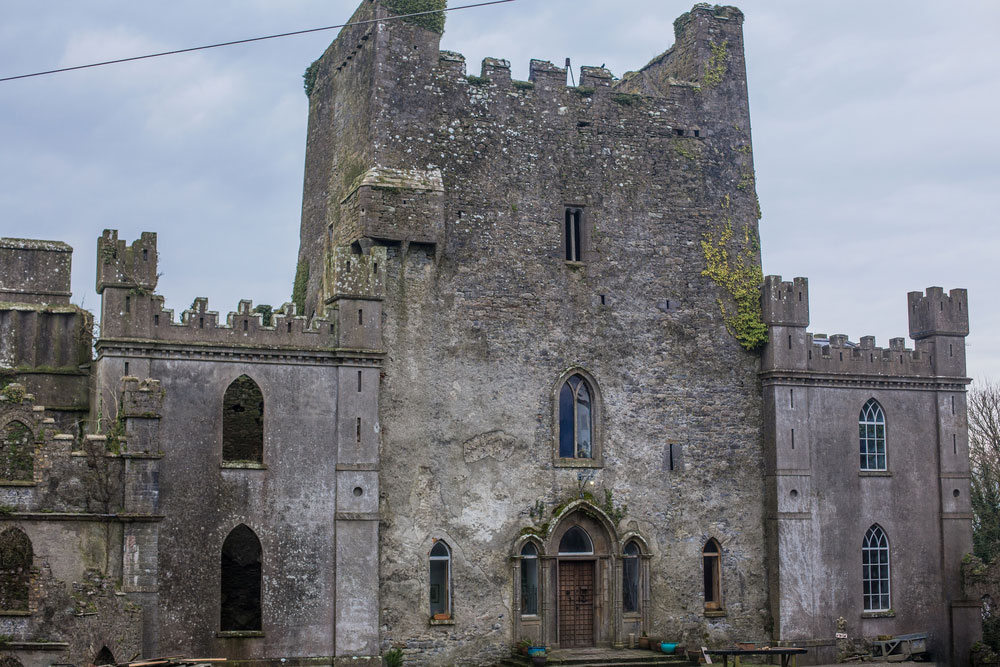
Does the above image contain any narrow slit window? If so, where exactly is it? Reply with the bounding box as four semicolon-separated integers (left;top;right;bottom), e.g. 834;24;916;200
520;543;539;616
358;309;364;326
124;361;129;376
623;541;640;613
358;370;363;392
125;295;131;313
430;541;451;618
564;207;586;262
356;418;361;443
703;538;722;611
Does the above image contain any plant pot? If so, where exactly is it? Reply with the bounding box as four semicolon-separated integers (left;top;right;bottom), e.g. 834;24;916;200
638;637;650;650
661;642;678;654
519;645;530;656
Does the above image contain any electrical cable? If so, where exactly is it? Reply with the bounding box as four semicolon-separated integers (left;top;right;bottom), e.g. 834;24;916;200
0;0;515;84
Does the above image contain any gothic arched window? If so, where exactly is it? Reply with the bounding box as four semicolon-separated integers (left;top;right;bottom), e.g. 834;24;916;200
623;540;641;614
520;542;539;616
863;525;891;612
859;399;886;471
558;526;594;555
559;374;593;459
223;375;264;463
703;538;723;611
221;524;262;631
0;527;32;611
429;540;451;619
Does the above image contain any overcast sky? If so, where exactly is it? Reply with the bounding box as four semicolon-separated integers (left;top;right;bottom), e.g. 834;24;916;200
1;1;997;381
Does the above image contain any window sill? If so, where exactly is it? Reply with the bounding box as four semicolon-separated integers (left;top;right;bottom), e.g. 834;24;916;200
860;471;891;477
429;618;456;626
704;609;727;618
216;630;265;638
563;260;586;268
553;458;603;469
861;610;895;618
0;609;30;616
221;462;268;470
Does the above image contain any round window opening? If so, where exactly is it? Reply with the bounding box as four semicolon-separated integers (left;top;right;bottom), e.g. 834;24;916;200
353;486;363;497
954;489;960;498
790;489;799;498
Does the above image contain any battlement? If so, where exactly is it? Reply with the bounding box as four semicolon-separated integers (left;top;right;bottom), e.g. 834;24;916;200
908;287;969;339
761;276;809;327
805;333;935;378
121;377;164;418
96;229;158;293
325;246;387;304
0;237;73;305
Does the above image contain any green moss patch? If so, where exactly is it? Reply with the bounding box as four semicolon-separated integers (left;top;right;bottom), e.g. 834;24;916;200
701;220;767;351
292;258;310;315
384;0;446;34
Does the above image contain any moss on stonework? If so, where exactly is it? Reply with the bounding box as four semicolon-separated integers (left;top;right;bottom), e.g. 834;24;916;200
611;93;643;107
384;0;446;34
292;258;310;315
701;219;767;351
0;384;25;404
466;75;490;86
512;80;535;91
571;86;595;97
303;59;320;98
702;40;728;88
253;304;274;327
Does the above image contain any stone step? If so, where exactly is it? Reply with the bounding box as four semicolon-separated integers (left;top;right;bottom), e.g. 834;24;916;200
499;651;693;667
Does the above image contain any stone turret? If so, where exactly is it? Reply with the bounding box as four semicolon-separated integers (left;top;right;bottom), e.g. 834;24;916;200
908;287;969;377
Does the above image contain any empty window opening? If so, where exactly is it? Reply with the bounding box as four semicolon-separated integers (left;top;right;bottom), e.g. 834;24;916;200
564;207;584;262
373;262;378;274
124;361;129;376
142;248;148;262
243;319;248;332
950;344;954;357
870;353;874;362
959;302;963;311
356;417;362;443
358;370;363;392
520;542;539;616
953;433;957;455
840;351;843;361
125;295;131;313
674;128;684;136
287;322;292;333
703;538;722;611
791;428;795;450
222;375;264;463
558;526;594;555
221;524;262;631
330;324;335;334
860;399;886;471
600;294;606;305
669;443;675;471
358;309;364;326
154;314;159;326
952;396;956;414
94;646;116;667
790;489;799;498
353;486;363;497
623;540;640;613
694;129;700;137
940;301;944;311
862;525;890;612
954;488;961;498
788;335;792;350
790;389;794;408
0;421;34;482
200;317;205;329
559;374;593;459
0;527;33;611
429;541;452;618
898;355;903;364
346;260;351;273
808;349;812;360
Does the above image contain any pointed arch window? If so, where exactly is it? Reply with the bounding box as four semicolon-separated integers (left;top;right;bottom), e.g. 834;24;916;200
94;646;116;666
221;524;262;632
1;420;34;481
703;538;722;611
559;375;593;459
859;399;886;471
558;526;594;555
0;527;32;611
863;525;891;612
623;541;641;613
223;375;264;463
429;540;452;618
520;542;539;616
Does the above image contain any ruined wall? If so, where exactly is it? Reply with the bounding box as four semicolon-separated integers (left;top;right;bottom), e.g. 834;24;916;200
300;3;768;663
761;277;975;665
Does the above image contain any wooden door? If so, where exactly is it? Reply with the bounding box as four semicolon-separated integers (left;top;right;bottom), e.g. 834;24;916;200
558;560;595;647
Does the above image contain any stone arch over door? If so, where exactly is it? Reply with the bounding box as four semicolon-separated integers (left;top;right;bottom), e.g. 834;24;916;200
544;501;620;649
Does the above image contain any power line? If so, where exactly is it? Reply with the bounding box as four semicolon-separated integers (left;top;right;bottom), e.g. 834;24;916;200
0;0;516;84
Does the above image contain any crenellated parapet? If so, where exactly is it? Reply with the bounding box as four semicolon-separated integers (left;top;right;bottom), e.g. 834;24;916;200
908;287;969;339
0;237;73;305
762;276;970;380
96;229;158;293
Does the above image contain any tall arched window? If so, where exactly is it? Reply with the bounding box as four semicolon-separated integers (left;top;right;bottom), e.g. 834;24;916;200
859;399;886;471
559;375;593;459
1;420;34;481
0;527;32;611
520;542;539;616
429;540;451;619
223;375;264;463
623;541;641;614
863;525;890;612
221;524;262;631
703;539;722;611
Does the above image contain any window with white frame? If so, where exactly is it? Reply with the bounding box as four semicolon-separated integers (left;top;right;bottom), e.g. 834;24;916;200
859;399;886;471
863;525;890;612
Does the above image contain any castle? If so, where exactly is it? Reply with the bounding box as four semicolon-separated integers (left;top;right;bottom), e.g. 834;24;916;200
0;1;981;665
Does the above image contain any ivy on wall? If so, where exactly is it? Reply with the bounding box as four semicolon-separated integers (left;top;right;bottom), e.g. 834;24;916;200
701;220;767;351
384;0;446;34
292;258;310;316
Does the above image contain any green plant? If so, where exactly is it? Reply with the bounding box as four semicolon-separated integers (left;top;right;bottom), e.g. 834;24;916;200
512;80;535;91
466;75;490;86
384;0;446;34
303;59;320;98
611;93;642;107
571;86;595;96
702;40;728;88
253;304;274;327
601;489;627;525
701;220;767;351
292;258;310;315
0;384;25;404
384;648;404;667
